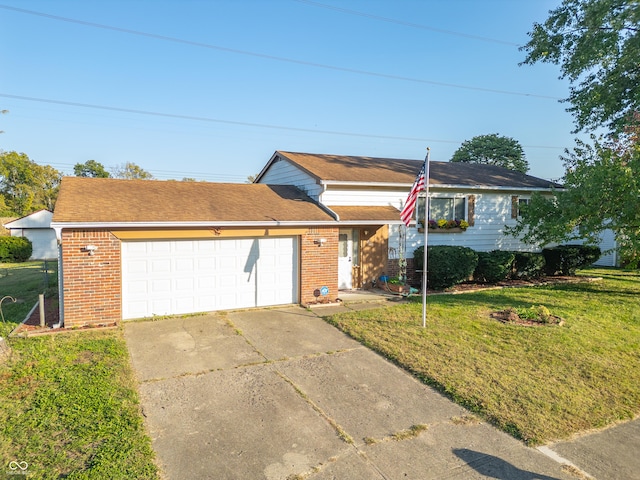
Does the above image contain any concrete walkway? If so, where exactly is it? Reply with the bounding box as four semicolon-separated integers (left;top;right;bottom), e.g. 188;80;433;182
124;305;637;479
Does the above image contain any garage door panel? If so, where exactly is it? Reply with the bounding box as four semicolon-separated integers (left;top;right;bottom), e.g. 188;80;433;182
151;259;171;273
122;237;298;319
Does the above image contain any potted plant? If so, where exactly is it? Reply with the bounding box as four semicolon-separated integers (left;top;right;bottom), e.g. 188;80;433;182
382;276;411;294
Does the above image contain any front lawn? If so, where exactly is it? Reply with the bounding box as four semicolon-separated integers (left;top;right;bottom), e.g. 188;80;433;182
0;330;158;479
325;268;640;445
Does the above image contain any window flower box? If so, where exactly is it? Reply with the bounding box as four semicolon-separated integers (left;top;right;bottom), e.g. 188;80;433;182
418;219;469;233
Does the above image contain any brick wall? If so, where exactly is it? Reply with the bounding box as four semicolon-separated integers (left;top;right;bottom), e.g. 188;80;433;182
300;228;339;304
386;257;418;285
61;227;339;323
61;229;121;327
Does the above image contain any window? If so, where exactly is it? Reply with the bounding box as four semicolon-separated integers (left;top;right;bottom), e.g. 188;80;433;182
417;196;466;222
511;196;530;218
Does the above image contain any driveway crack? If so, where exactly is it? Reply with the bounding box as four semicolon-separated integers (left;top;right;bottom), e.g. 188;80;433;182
274;369;354;445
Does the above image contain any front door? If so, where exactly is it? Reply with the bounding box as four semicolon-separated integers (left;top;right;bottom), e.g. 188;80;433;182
338;229;359;289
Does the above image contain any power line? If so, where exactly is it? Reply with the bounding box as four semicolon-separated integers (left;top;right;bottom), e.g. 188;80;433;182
0;93;565;150
293;0;520;47
46;161;248;182
0;4;558;100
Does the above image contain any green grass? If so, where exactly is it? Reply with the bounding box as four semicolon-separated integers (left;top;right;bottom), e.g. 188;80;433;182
325;268;640;445
0;261;57;337
0;330;158;479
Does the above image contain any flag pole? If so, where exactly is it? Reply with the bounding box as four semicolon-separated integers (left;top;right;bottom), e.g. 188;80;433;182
422;148;431;328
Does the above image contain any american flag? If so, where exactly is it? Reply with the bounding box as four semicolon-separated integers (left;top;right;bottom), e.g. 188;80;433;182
400;159;426;226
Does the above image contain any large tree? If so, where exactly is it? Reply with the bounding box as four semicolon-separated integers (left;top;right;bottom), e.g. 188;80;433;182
0;151;61;215
450;134;529;173
111;162;154;180
74;160;110;178
521;0;640;134
514;0;640;265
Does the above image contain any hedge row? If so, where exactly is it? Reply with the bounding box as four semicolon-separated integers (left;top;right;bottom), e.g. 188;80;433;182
0;236;32;262
413;244;601;290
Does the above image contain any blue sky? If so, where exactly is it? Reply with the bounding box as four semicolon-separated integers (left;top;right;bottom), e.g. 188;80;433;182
0;0;576;182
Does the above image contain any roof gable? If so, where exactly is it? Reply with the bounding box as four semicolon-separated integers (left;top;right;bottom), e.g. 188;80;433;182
272;151;562;189
4;209;53;229
52;177;335;224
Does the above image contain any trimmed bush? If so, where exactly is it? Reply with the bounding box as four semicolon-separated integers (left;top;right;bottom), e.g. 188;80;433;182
414;245;478;290
512;251;546;279
542;244;601;276
474;250;515;284
0;236;32;262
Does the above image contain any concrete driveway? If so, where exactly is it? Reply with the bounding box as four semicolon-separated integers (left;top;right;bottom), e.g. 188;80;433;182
124;307;584;480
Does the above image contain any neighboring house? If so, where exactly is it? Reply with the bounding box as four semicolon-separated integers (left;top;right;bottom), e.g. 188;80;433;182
3;210;57;259
51;151;607;328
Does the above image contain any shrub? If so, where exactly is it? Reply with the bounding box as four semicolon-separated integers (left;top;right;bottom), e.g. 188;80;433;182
512;252;546;279
413;245;478;290
542;244;602;276
473;250;515;283
0;236;32;262
413;246;425;275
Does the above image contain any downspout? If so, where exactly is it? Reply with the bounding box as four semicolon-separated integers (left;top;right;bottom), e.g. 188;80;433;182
53;226;64;328
318;182;340;221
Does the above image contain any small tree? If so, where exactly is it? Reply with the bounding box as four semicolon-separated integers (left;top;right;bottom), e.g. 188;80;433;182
451;134;529;173
74;160;110;178
508;135;640;267
111;162;154;180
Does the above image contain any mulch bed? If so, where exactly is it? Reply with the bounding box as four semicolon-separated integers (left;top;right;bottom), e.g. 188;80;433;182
11;297;117;336
489;310;565;327
431;275;590;295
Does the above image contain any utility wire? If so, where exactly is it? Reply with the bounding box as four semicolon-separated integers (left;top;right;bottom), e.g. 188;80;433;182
0;93;564;150
46;161;248;182
0;4;558;100
293;0;520;46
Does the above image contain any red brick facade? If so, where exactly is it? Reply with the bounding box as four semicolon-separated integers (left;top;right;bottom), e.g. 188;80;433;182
300;228;339;304
60;227;340;326
61;229;121;327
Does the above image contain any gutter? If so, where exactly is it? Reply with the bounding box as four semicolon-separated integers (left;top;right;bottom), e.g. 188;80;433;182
50;220;342;231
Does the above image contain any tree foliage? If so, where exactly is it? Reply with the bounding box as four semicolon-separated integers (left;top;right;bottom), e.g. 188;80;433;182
521;0;640;134
450;134;529;173
74;160;110;178
111;162;154;180
508;135;640;266
0;151;61;216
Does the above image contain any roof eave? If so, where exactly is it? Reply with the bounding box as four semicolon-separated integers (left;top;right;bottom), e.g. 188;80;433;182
322;181;562;191
52;220;338;228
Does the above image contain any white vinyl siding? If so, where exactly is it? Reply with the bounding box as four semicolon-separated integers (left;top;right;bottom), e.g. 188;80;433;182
257;158;323;199
394;192;543;257
121;238;298;319
319;186;408;208
10;229;58;259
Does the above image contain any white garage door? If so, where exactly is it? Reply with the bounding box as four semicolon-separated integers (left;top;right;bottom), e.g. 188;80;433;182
121;237;298;319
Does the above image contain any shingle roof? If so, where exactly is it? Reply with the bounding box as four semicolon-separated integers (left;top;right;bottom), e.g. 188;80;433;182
275;151;563;189
52;177;336;224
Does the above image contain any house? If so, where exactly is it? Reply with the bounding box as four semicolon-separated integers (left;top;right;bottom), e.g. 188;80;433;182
255;151;565;285
51;151;571;327
3;210;58;259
